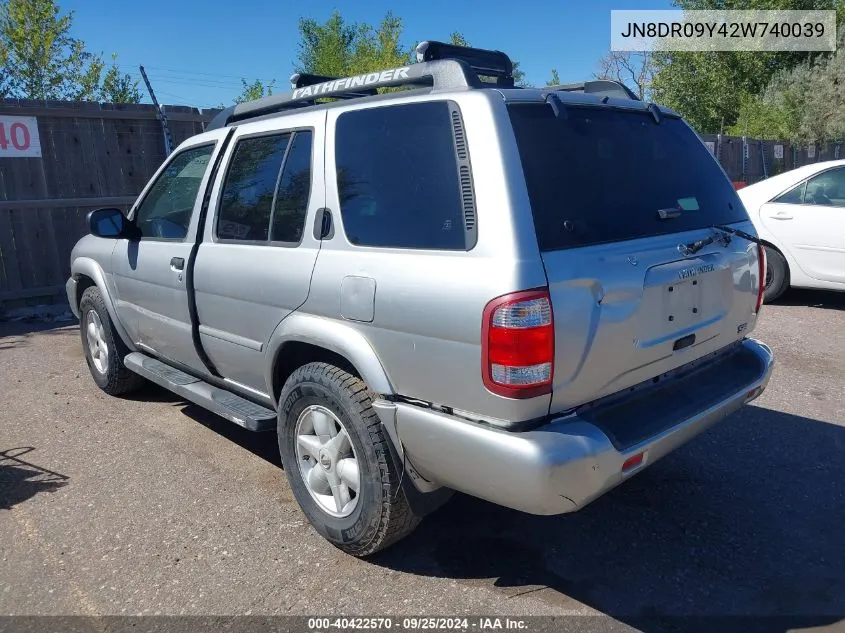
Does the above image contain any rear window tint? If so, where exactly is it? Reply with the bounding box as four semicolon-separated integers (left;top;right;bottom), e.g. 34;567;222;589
217;133;290;241
335;101;467;250
507;104;747;251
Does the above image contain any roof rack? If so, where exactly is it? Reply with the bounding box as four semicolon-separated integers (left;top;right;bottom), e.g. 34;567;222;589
207;58;484;130
204;44;637;130
290;72;377;98
547;80;639;101
415;40;514;87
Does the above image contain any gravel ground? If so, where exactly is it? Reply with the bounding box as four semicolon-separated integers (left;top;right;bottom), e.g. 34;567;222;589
1;289;844;631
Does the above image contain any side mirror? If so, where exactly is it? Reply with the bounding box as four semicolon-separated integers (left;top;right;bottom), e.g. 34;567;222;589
87;208;140;240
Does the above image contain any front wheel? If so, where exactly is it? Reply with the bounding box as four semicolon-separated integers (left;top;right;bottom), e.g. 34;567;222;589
79;286;145;396
278;362;420;556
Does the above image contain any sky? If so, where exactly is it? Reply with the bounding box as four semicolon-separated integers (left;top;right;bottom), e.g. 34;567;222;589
63;0;675;109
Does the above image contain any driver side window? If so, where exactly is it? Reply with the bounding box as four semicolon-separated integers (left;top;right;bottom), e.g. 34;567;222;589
133;144;215;239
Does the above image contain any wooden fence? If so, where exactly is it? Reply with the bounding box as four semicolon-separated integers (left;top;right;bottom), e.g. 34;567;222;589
0;99;842;309
0;99;217;309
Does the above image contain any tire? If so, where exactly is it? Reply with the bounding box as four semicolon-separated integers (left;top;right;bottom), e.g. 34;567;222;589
79;286;146;396
278;362;420;556
763;246;789;304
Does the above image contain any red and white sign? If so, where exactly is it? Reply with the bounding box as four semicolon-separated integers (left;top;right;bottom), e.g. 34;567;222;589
0;116;42;158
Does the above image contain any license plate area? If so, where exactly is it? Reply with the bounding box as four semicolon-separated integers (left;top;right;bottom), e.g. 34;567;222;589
663;278;701;330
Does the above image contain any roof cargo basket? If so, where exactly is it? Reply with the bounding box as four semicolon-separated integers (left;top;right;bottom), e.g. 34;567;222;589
548;80;639;101
415;40;514;87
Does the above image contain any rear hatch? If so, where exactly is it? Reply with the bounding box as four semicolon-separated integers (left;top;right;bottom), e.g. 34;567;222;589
508;101;761;414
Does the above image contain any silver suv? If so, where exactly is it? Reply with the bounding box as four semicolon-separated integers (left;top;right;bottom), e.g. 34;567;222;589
66;41;775;556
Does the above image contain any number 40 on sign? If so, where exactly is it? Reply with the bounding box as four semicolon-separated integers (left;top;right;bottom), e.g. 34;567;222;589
0;116;42;157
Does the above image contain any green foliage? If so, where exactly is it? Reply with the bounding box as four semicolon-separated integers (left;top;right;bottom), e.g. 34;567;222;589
728;31;844;143
234;78;275;103
0;0;138;102
297;10;359;77
98;54;141;103
546;68;561;86
650;0;845;133
448;32;470;47
348;12;411;76
294;10;411;96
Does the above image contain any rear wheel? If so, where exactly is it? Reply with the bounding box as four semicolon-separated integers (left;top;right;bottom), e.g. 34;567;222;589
79;286;145;396
278;362;420;556
763;246;789;303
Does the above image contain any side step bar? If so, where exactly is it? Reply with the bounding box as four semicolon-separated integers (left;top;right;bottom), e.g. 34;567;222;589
124;352;276;431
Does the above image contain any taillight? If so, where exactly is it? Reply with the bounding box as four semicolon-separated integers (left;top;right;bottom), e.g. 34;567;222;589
481;289;554;399
755;244;766;314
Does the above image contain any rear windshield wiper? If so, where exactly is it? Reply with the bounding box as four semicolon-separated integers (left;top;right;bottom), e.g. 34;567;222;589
711;224;764;245
681;224;762;256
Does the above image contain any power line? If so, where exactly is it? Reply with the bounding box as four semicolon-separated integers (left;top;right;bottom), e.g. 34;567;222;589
125;73;245;90
118;63;278;84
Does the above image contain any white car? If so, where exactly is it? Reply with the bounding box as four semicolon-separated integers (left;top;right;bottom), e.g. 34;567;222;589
738;159;845;302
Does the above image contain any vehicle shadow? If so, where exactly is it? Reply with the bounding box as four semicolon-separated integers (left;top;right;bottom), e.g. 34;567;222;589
121;382;281;467
368;405;845;631
0;447;69;510
775;288;845;311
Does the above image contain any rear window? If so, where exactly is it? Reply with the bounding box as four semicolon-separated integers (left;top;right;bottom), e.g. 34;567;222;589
507;104;746;251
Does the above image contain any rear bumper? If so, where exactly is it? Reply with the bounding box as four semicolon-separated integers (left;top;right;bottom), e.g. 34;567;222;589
395;337;774;515
65;276;80;319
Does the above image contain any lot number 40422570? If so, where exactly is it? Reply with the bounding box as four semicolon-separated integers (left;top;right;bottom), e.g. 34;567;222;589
0;116;42;158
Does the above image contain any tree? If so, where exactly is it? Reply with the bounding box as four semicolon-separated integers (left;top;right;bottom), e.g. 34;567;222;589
349;11;411;76
234;78;275;103
649;0;845;133
0;0;138;102
728;31;845;143
594;51;653;100
448;31;530;87
98;54;141;103
546;69;560;86
296;10;358;77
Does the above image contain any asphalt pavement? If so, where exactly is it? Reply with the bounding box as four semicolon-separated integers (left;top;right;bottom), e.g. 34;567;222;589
1;289;844;631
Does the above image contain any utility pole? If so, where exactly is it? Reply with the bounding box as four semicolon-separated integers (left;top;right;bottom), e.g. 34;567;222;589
139;65;174;156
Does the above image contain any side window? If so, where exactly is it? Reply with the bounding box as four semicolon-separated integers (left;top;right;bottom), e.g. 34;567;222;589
804;168;845;208
335;102;466;250
133;144;215;239
217;133;290;241
271;130;313;243
774;181;805;205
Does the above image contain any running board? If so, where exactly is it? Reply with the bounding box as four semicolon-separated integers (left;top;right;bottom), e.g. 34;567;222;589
124;352;276;431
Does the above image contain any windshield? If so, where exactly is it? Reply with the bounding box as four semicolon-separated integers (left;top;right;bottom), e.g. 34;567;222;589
507;103;747;251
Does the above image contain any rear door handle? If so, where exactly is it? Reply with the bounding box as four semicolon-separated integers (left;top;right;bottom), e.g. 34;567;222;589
170;257;185;271
770;211;793;220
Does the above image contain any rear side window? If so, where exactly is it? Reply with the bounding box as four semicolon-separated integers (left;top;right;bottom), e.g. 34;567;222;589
335;101;467;250
271;130;313;243
507;104;747;251
774;182;806;204
218;133;290;241
216;130;314;243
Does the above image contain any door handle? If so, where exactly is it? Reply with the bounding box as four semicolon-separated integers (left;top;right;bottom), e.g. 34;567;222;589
170;257;185;271
770;211;793;220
